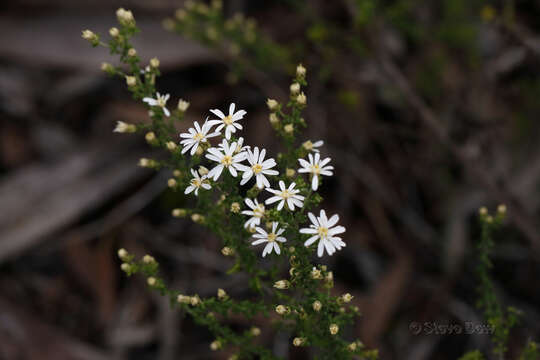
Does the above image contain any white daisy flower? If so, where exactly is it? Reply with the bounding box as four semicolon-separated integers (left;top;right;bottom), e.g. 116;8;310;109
265;181;305;211
207;103;246;139
143;92;171;117
298;153;334;191
302;140;324;152
185;168;211;196
251;222;287;257
241;198;265;228
205;139;247;181
236;147;279;189
300;209;346;257
179;119;221;155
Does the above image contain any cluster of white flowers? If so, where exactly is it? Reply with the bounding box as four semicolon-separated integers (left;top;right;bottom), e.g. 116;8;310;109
136;97;345;257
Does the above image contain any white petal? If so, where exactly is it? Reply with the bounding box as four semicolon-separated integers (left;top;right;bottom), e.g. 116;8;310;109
304;235;319;246
312;175;319;191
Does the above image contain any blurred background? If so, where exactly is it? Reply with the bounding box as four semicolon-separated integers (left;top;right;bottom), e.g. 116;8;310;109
1;0;540;359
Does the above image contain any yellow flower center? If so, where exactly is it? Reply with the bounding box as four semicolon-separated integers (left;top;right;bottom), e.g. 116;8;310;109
157;98;166;107
252;164;263;174
280;190;291;199
254;205;265;218
223;115;233;125
191;178;202;187
194;132;204;140
317;227;328;238
267;232;277;242
310;164;320;175
221;155;233;166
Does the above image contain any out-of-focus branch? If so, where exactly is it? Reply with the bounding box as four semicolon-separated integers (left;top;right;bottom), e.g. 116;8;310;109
374;41;540;257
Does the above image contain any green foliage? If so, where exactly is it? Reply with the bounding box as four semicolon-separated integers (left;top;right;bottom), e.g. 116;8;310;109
165;0;291;77
476;206;520;359
458;350;485;360
519;341;540;360
84;8;377;360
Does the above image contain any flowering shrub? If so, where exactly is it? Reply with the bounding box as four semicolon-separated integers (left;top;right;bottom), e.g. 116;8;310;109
83;7;378;360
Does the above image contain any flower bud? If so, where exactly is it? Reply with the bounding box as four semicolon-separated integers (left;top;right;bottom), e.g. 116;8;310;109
166;141;177;151
273;280;290;289
266;98;279;111
101;62;114;73
150;57;160;68
143;255;155;264
325;271;333;282
275;305;289;315
116;8;135;26
250;327;261;336
138;158;155;168
221;247;234;256
172;208;187;217
230;202;241;213
173;170;182;177
117;248;129;260
302;140;313;151
312;300;322;312
191;213;204;223
485;215;493;223
210;340;221;351
198;166;209;176
114;121;136;134
290;82;300;95
190;294;201;306
296;92;306;105
217;288;228;300
284;124;294;134
286;168;296;178
497;204;506;215
145;131;157;144
296;64;306;77
82;29;98;43
120;263;131;272
127;48;137;57
341;293;354;303
147;277;156;286
329;323;339;335
479;206;488;216
293;337;306;346
167;178;177;188
348;342;357;351
109;27;120;37
195;146;204;156
177;99;190;112
311;267;322;279
125;76;137;87
269;113;279;125
177;294;191;304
